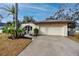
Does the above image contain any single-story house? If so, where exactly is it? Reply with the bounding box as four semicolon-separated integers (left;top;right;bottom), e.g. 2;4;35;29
21;20;73;36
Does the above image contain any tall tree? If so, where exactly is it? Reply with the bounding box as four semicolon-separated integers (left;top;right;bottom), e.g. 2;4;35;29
47;4;79;21
22;16;35;23
46;16;55;20
0;4;16;21
46;8;66;20
0;4;19;38
53;8;66;20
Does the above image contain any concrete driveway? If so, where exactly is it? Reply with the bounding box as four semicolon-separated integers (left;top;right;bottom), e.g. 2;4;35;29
18;36;79;56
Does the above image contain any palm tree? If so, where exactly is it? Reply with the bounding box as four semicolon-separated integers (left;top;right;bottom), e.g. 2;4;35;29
0;4;16;21
0;3;19;38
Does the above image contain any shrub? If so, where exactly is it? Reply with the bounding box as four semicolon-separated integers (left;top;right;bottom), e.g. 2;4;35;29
34;28;39;36
2;26;15;34
17;28;24;36
2;26;8;33
2;22;24;39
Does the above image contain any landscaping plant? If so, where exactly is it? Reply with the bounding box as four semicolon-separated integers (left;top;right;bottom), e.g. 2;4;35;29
34;28;39;36
2;21;24;39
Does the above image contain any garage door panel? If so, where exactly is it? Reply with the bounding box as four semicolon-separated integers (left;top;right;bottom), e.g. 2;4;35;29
40;27;48;35
47;27;63;35
40;26;63;36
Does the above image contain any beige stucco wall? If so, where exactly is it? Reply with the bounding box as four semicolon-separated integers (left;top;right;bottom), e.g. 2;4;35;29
62;24;68;36
21;23;39;31
38;23;68;36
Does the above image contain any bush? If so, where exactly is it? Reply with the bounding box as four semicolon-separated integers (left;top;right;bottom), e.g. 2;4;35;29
17;28;24;36
2;26;15;34
34;28;39;36
2;26;8;33
2;22;24;39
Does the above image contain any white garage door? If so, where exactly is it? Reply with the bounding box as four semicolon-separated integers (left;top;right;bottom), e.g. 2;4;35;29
40;26;63;36
47;27;63;35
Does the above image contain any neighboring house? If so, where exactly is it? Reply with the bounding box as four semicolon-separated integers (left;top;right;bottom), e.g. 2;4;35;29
21;20;73;36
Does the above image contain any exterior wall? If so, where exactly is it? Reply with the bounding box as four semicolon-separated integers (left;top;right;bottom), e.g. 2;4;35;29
62;24;68;36
21;23;39;32
38;23;68;36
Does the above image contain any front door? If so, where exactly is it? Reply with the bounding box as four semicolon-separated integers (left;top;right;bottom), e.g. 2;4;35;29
24;25;32;34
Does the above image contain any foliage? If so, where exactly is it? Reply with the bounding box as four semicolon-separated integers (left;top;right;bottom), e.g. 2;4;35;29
0;5;16;20
46;16;55;20
2;21;24;38
46;4;79;21
17;28;25;36
46;8;72;20
34;28;39;36
0;4;19;38
22;16;35;23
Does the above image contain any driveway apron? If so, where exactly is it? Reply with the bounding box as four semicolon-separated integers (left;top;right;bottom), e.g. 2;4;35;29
18;36;79;56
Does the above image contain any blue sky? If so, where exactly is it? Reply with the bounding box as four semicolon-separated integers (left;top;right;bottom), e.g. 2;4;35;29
0;3;77;23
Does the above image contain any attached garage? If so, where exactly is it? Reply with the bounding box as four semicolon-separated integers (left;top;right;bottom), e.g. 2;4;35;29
36;20;72;36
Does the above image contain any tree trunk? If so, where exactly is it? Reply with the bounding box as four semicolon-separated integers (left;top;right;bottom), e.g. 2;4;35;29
15;3;18;38
13;14;15;22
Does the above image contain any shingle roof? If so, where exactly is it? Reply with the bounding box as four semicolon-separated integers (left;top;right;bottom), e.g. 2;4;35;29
35;20;73;24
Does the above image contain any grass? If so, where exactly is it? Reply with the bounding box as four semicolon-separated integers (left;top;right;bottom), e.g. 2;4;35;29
0;33;32;56
68;33;79;43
